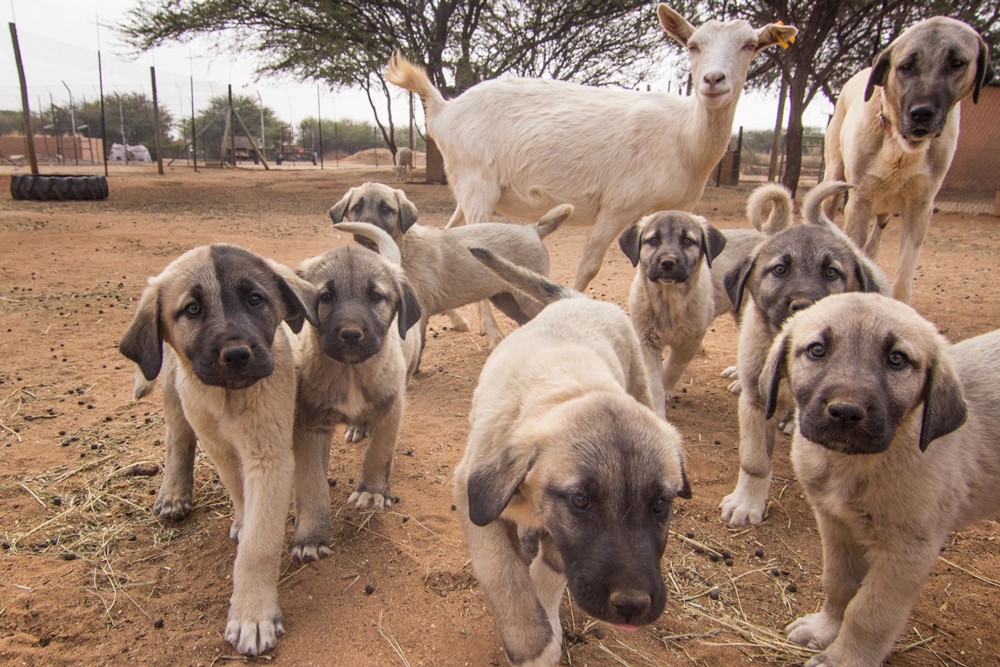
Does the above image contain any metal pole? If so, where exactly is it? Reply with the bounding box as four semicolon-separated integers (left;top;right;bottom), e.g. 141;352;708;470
119;100;128;165
98;50;108;176
190;75;197;171
9;22;38;174
257;90;265;161
62;81;78;165
150;66;164;175
227;84;236;166
316;85;324;169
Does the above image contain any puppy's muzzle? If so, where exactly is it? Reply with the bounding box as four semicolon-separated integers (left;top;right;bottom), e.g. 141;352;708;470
322;321;379;364
902;103;945;140
609;589;652;624
193;340;273;389
799;390;893;455
645;256;689;284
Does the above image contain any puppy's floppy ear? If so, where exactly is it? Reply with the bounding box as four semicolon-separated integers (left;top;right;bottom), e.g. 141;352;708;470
724;256;755;314
865;45;892;102
918;352;967;452
701;222;727;269
119;281;164;382
394;188;419;233
268;260;319;333
394;276;423;339
973;36;995;104
759;330;790;420
466;446;537;526
328;189;354;223
853;257;885;294
676;452;693;500
618;224;642;267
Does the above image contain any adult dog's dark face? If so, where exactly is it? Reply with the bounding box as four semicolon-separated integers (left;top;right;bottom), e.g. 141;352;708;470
467;394;691;628
119;244;318;389
328;182;419;249
865;17;994;147
618;211;727;284
760;293;967;455
298;246;420;364
726;225;882;333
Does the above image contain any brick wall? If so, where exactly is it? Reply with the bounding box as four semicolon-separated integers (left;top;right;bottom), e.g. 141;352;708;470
941;86;1000;192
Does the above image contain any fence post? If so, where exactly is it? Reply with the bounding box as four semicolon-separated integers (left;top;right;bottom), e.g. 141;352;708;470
150;67;164;175
9;22;38;174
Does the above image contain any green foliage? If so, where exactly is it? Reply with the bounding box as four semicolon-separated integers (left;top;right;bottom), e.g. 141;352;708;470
75;93;175;160
296;117;425;156
176;94;283;160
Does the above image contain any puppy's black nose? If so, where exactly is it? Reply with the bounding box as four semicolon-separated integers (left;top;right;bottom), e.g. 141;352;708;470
826;402;865;423
221;345;253;367
609;590;651;620
659;259;675;272
788;299;813;314
909;105;935;125
338;326;364;344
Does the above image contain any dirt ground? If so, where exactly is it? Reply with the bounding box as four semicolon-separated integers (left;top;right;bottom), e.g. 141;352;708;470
0;164;998;667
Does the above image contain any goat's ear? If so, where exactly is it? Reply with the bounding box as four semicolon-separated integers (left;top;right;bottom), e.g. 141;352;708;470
394;276;423;339
657;5;695;46
973;36;995;104
466;445;537;527
724;256;755;314
759;331;790;420
701;222;727;269
394;188;419;233
865;45;893;102
618;224;642;267
755;23;798;54
918;352;967;452
267;259;319;333
119;282;164;382
329;189;354;223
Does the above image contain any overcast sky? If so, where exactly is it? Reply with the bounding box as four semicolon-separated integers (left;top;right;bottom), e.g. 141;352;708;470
1;0;831;136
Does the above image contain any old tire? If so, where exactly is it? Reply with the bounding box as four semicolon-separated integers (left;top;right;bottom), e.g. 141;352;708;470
10;175;109;201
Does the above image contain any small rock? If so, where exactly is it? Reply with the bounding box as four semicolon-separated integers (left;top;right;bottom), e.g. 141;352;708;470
153;618;165;629
786;583;798;593
60;552;77;561
754;549;765;558
364;584;375;595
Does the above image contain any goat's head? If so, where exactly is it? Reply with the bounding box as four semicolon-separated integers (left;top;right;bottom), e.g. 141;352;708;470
658;5;797;110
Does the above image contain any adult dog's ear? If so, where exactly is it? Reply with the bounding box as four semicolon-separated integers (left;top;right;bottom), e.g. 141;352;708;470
395;188;419;233
865;45;892;102
701;222;727;269
918;353;968;452
268;260;319;333
328;189;355;223
394;277;423;339
466;446;537;527
119;282;164;382
759;330;790;420
973;36;995;104
724;256;755;314
618;224;642;267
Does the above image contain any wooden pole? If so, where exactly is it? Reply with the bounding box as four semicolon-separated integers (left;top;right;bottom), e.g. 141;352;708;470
150;67;164;175
98;51;108;176
190;75;197;171
226;84;236;166
316;85;324;169
768;76;788;183
9;22;38;174
231;107;269;170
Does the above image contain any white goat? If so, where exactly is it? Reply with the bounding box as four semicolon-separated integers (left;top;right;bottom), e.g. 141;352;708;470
394;146;414;182
387;4;797;294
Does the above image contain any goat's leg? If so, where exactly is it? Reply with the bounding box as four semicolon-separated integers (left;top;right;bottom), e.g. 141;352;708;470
573;212;627;291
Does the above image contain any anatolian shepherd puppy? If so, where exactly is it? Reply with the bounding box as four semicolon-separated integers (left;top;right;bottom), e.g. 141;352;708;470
329;182;571;357
618;211;727;416
119;244;318;656
289;225;422;562
823;16;994;303
758;293;1000;667
718;182;890;527
454;248;690;667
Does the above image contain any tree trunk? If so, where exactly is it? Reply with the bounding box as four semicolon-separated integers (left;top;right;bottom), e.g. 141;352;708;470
781;73;809;198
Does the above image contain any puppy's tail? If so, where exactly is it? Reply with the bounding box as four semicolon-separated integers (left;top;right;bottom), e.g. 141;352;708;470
803;181;851;230
469;248;577;306
132;367;155;401
746;183;792;234
332;221;402;265
533;204;574;240
386;52;447;121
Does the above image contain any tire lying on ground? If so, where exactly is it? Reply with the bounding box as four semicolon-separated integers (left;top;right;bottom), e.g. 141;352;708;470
10;174;109;201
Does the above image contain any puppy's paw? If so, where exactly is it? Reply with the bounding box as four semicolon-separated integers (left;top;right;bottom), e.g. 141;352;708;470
344;424;368;443
348;490;392;509
721;365;738;379
289;537;332;563
515;638;562;667
153;493;192;521
804;653;839;667
447;310;470;332
225;609;284;656
229;519;244;543
786;612;840;650
484;328;505;350
719;488;766;526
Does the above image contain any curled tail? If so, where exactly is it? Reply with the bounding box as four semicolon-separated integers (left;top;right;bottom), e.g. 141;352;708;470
332;221;402;265
386;52;447;120
746;183;792;234
469;248;577;306
534;204;574;240
803;181;851;229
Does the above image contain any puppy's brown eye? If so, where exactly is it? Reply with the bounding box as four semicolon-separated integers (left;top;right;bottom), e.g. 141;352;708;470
951;59;967;69
570;493;591;511
652;496;670;516
823;267;841;281
319;291;333;302
184;302;201;317
681;236;695;247
806;342;826;359
771;264;787;276
887;351;908;368
370;291;385;303
247;293;263;307
644;236;660;247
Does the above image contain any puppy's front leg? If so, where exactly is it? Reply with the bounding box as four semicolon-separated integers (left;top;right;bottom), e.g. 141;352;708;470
225;446;294;656
154;366;197;520
290;422;334;561
802;532;942;667
786;509;867;651
719;390;775;526
349;395;402;509
461;513;561;667
661;332;705;403
641;343;667;419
